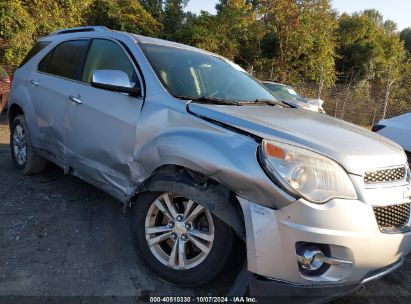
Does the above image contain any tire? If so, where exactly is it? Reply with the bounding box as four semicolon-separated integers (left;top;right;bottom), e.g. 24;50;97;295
10;115;47;175
132;185;234;287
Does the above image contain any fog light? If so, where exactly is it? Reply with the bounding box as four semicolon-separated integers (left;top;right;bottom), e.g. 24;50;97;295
297;247;325;271
296;243;352;276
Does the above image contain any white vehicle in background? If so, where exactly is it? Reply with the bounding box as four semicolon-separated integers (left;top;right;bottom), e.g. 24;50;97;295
373;112;411;162
261;81;326;113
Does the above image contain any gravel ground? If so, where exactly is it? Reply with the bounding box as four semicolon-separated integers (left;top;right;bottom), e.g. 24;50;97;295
0;111;410;303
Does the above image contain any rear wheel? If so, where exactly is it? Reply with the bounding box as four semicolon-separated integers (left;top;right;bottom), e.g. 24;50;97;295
10;115;47;175
132;188;233;287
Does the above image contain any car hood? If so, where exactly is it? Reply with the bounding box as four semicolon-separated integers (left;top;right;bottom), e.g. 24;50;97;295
188;103;406;175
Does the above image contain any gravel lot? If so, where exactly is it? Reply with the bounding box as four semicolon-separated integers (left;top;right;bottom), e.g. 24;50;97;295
0;111;410;303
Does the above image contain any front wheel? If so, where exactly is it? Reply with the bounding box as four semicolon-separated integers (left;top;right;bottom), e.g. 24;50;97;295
132;190;233;287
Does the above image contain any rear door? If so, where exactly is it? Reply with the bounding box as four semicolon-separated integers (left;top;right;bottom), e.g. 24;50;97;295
64;38;144;195
28;39;89;159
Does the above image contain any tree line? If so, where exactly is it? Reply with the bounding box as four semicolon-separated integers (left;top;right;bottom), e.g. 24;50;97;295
1;0;411;99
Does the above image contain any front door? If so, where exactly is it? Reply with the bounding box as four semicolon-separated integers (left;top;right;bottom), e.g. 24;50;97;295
64;38;144;195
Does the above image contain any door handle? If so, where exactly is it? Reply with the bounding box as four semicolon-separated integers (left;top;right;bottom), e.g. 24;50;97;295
31;80;40;87
69;95;83;105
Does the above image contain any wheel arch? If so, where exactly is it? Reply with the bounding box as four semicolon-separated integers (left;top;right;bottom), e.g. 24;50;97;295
8;103;24;128
133;164;246;239
7;78;39;143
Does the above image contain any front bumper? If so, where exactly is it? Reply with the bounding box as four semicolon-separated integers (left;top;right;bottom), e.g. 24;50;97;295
248;258;403;302
249;276;359;303
238;196;411;288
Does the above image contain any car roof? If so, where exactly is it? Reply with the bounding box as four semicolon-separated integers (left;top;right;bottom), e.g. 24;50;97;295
41;26;224;58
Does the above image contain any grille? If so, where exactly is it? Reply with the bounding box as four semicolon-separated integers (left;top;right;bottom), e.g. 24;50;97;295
373;203;410;231
364;166;406;184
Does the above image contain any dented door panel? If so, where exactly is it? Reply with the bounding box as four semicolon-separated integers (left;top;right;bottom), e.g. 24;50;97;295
64;82;143;195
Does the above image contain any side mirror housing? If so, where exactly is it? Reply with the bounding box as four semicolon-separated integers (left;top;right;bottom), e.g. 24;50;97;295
91;70;141;97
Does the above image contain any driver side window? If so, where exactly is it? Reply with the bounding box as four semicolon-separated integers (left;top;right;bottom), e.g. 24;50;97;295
82;39;138;86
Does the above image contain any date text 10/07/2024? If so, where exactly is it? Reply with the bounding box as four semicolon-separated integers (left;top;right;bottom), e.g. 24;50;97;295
149;297;258;303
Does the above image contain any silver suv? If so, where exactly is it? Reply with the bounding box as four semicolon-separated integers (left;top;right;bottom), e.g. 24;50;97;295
8;26;411;297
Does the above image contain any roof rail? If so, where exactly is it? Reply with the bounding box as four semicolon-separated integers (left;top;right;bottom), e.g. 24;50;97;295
51;26;109;36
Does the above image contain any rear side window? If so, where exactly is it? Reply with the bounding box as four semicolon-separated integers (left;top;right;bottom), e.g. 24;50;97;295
19;41;51;68
82;39;137;84
38;40;89;81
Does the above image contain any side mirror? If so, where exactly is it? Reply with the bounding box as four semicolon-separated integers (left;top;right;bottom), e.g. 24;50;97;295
91;70;141;96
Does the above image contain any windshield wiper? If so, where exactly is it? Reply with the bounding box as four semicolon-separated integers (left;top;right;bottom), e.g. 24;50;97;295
175;95;289;107
175;95;242;106
280;100;297;108
244;99;290;108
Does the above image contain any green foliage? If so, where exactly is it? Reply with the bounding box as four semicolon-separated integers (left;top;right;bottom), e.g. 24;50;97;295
336;10;405;84
362;9;384;26
0;1;34;41
256;0;337;85
0;0;160;71
0;0;35;69
173;12;221;53
384;20;397;34
163;0;189;37
86;0;160;36
173;0;257;61
0;0;89;70
140;0;164;21
20;0;88;35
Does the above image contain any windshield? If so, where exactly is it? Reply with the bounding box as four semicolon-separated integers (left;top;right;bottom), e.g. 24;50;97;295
263;83;303;101
140;43;277;103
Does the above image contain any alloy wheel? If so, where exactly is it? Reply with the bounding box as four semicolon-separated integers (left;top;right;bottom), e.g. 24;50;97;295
144;193;215;270
12;124;27;166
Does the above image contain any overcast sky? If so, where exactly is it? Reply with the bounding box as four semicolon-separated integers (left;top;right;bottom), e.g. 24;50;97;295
185;0;411;31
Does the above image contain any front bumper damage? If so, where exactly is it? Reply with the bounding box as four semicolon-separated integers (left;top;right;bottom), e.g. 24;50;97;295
237;196;411;300
248;259;403;303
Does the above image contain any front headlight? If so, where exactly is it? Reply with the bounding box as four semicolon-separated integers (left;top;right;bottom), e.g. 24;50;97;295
260;140;357;203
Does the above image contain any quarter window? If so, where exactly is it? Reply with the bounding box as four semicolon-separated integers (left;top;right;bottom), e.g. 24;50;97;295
38;40;89;80
19;41;51;68
38;51;53;73
82;39;137;85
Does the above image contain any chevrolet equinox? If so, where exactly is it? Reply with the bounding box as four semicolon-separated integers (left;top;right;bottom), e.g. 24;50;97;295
8;26;411;298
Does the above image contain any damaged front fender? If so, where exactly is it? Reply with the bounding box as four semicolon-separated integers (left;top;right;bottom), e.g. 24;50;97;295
133;96;295;210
